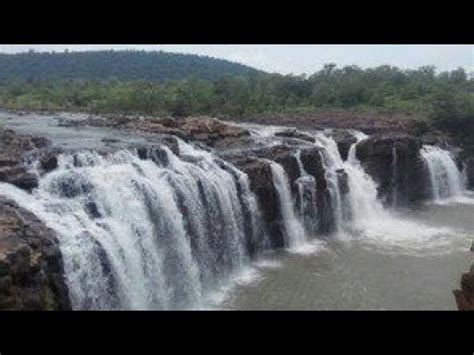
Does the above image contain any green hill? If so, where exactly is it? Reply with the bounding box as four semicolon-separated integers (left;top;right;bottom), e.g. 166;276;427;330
0;50;264;83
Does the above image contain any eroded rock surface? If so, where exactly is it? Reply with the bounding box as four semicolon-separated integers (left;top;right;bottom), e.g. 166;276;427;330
0;128;60;191
0;196;71;310
356;133;430;205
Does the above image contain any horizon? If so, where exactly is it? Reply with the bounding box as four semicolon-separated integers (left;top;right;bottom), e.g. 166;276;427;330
0;45;472;76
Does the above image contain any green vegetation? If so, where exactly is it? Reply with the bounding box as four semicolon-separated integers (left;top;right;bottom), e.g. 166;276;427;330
0;50;262;83
0;51;472;151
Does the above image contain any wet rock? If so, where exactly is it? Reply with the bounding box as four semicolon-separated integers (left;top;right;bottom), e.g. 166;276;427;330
52;173;93;198
356;133;430;206
136;143;175;166
300;147;335;234
328;129;357;161
157;136;180;156
274;128;315;143
10;173;38;191
85;200;101;219
464;156;474;190
0;196;71;310
39;152;58;173
228;157;285;249
0;128;58;191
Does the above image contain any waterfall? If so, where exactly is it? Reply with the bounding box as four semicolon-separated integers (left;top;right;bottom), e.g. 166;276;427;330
1;120;467;309
420;145;465;202
343;139;388;233
314;131;401;235
0;140;264;310
268;161;307;249
294;150;319;236
314;133;345;231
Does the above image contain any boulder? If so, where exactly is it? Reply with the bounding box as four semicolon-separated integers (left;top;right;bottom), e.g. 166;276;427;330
0;196;71;310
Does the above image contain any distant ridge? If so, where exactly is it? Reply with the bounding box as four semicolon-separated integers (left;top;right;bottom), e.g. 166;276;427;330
0;50;265;83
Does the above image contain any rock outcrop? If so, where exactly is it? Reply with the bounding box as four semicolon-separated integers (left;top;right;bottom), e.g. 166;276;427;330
0;196;71;310
356;133;430;206
124;116;250;147
299;147;335;234
327;129;357;161
274;128;315;143
225;141;336;248
229;157;285;249
0;128;60;191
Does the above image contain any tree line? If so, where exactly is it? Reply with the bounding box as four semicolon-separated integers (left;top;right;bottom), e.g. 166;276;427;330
0;63;472;151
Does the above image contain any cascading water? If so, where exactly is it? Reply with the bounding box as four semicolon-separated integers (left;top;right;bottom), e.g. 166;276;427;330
314;133;346;230
310;131;451;250
1;116;470;310
294;150;319;236
0;140;264;310
268;161;307;249
420;145;465;202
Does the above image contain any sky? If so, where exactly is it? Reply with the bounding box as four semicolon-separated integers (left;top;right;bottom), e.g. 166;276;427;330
0;45;472;75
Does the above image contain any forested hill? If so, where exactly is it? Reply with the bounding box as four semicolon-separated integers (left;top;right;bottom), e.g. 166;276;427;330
0;50;264;83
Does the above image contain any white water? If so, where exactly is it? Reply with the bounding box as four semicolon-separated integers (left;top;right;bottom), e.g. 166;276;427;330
294;150;319;236
420;145;465;203
268;161;307;250
311;131;457;253
0;141;266;310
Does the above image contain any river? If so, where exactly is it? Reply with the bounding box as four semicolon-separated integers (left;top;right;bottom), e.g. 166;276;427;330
217;199;474;310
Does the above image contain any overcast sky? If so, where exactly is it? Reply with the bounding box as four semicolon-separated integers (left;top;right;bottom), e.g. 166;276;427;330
0;45;472;75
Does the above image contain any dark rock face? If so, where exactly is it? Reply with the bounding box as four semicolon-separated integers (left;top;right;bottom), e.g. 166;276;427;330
454;264;474;311
300;147;335;234
224;140;338;241
39;152;58;173
0;129;39;191
356;133;430;206
328;129;357;161
464;157;474;190
229;157;285;249
252;145;301;195
0;196;71;310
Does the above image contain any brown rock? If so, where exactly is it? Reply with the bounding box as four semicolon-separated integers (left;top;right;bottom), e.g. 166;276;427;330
0;196;71;310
